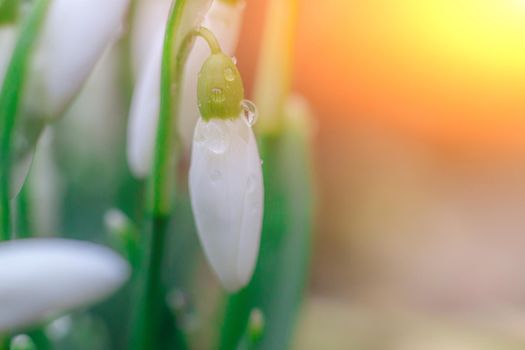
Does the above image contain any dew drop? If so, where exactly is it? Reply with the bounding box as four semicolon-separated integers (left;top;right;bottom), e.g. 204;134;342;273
223;67;235;82
211;87;225;103
260;159;264;165
194;120;230;153
240;99;258;127
231;56;237;65
210;170;222;183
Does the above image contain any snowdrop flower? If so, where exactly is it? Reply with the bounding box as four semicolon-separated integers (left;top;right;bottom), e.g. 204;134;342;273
0;238;130;333
23;0;129;120
127;0;245;178
9;0;129;198
189;50;263;292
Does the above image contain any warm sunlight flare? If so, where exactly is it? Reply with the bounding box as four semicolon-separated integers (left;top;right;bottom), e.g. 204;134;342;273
296;0;525;150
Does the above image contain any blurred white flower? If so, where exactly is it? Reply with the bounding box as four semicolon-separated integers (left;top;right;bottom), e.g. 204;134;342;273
24;0;129;119
0;238;130;333
126;0;245;178
130;0;171;77
7;0;129;199
189;117;263;291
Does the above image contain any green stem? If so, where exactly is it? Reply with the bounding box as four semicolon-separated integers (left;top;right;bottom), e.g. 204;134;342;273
26;328;51;350
131;215;170;350
193;27;222;54
0;0;49;240
16;184;31;238
148;0;184;217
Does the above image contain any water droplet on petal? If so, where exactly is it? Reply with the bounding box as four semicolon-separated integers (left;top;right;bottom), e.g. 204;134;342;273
231;56;237;65
194;120;230;153
210;170;222;183
240;99;258;127
223;67;235;82
211;87;225;103
260;159;264;165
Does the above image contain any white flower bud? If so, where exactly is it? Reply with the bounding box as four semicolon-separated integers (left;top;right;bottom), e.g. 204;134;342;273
189;117;263;291
0;238;130;333
126;0;245;178
24;0;129;120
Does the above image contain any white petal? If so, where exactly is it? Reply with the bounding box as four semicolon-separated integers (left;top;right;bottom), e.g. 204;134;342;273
126;28;164;177
126;0;245;178
24;0;129;119
179;0;245;148
0;238;130;333
130;0;171;77
189;117;263;291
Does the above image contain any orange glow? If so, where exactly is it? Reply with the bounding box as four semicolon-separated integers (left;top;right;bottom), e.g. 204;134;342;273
292;0;525;151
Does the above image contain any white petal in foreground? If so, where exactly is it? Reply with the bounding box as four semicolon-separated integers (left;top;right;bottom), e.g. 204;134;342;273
126;0;245;178
0;238;130;333
189;117;263;291
24;0;129;119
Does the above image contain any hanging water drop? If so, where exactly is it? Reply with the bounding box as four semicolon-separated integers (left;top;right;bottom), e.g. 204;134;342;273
240;99;258;127
231;56;237;65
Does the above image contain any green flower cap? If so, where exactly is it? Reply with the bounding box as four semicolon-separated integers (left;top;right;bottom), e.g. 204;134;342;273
197;52;244;121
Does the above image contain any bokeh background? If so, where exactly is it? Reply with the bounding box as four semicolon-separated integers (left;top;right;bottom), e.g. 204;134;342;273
236;0;525;348
24;0;525;348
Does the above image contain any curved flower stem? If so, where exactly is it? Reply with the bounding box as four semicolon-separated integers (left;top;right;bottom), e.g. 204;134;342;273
193;26;222;54
0;0;49;240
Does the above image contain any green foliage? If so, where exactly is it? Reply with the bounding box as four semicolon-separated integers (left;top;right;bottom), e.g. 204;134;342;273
0;0;49;239
0;0;18;24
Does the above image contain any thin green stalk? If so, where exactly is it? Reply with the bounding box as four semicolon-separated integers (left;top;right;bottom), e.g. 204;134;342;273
131;0;213;349
26;328;51;350
0;0;49;240
131;215;172;350
16;184;31;238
